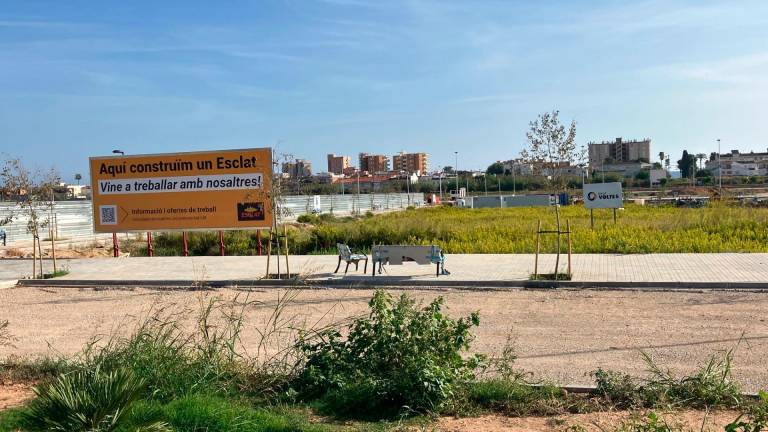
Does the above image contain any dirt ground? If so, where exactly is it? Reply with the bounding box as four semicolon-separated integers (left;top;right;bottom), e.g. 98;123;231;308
0;236;115;259
436;410;741;431
0;383;33;411
1;287;767;393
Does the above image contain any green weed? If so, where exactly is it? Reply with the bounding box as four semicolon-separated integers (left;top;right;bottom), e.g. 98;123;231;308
725;391;768;431
23;365;169;431
592;347;742;410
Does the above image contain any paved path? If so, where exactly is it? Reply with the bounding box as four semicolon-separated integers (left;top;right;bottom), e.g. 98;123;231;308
3;253;768;285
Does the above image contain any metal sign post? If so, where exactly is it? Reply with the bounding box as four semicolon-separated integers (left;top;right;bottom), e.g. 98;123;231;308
584;182;623;229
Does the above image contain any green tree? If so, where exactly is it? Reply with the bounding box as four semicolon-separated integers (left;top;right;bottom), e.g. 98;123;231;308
486;162;504;175
677;150;696;179
519;110;580;192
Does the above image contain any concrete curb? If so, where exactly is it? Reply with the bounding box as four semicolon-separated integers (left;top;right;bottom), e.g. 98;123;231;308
522;280;768;290
0;279;18;289
14;278;768;291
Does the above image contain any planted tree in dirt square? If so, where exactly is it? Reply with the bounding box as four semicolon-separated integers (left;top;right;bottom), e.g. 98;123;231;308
0;156;60;277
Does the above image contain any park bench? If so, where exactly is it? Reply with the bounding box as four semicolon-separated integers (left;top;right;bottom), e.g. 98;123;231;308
334;243;368;275
371;244;449;277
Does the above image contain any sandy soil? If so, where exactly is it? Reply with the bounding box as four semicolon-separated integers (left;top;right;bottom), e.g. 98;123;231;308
437;410;741;431
1;287;767;392
0;236;115;259
0;382;33;411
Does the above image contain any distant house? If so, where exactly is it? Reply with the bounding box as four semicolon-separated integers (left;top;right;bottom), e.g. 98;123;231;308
705;150;768;177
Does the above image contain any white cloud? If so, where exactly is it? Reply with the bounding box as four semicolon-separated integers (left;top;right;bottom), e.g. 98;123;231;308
654;52;768;85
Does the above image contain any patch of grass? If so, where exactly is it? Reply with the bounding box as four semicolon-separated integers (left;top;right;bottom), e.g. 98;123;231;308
0;407;27;431
41;236;69;242
41;269;69;279
154;395;329;432
529;272;572;281
617;411;686;432
460;380;587;417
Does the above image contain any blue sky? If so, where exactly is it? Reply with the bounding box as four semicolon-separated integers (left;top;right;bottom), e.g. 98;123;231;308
1;0;767;181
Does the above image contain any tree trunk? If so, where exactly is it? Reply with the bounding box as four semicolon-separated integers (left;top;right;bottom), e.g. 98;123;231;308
37;233;44;278
50;231;57;274
32;234;36;279
554;205;561;280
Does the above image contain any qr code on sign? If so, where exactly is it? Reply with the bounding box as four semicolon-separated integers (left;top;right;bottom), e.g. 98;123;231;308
100;205;118;225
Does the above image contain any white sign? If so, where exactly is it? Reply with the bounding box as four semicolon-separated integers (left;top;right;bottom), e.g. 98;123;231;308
584;182;623;209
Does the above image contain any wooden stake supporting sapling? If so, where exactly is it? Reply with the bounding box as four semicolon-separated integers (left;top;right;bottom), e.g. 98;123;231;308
533;208;573;281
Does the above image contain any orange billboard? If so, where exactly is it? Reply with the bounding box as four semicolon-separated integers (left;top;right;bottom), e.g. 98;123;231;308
90;148;273;232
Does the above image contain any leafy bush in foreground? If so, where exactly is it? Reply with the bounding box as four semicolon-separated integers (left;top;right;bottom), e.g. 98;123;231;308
296;290;483;417
23;365;169;431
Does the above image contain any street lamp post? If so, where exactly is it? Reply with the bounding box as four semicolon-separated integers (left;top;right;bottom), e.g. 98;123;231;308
717;138;722;192
454;151;459;201
356;171;360;214
512;162;516;196
405;172;410;205
438;173;442;201
112;150;124;156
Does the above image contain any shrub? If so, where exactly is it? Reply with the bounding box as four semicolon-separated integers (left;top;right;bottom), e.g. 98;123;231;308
593;368;643;408
296;214;317;224
295;290;483;417
23;365;169;432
